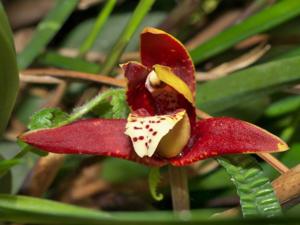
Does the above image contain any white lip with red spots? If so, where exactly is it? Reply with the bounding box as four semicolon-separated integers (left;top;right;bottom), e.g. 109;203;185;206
124;110;186;158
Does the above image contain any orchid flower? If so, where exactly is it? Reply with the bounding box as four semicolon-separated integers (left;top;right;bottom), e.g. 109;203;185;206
20;27;288;167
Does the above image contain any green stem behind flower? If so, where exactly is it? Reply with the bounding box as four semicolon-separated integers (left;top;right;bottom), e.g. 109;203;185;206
62;89;124;125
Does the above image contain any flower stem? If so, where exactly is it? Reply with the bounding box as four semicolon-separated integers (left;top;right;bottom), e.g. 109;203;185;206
168;165;190;212
62;89;124;125
257;153;289;174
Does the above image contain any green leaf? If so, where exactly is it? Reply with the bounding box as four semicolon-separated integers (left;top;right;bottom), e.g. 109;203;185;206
0;155;12;193
190;0;300;64
17;0;79;69
18;108;69;157
217;155;282;218
0;171;12;194
101;158;148;183
62;12;165;54
17;140;48;157
197;56;300;113
0;4;14;48
276;46;300;60
0;194;215;225
91;99;114;118
66;89;125;124
1;194;300;225
92;90;128;119
110;90;129;119
38;51;101;73
0;3;19;135
264;96;300;118
0;142;38;193
28;108;70;130
148;167;163;201
0;159;21;178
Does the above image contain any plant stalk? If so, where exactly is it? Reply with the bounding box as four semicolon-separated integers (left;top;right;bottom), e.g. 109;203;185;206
101;0;155;75
168;165;190;212
79;0;117;56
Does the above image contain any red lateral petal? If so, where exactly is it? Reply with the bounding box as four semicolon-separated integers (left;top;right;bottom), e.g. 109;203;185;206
122;62;156;115
170;117;288;166
140;27;195;94
20;119;167;167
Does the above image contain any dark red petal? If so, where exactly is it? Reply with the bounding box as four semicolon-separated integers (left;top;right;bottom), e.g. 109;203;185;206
122;62;156;115
20;119;167;167
140;27;195;94
170;117;288;166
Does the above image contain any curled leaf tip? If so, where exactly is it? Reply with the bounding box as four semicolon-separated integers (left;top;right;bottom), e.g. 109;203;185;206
148;167;164;201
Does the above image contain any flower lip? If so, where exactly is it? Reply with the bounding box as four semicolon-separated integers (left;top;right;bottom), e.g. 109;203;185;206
124;109;191;158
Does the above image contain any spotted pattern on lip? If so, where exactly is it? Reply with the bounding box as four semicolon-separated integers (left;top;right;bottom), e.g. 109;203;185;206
124;110;186;158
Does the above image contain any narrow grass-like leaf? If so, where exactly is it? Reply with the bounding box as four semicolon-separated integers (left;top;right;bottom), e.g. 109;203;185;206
218;155;282;218
265;96;300;118
190;0;300;64
17;0;79;70
1;194;299;225
197;56;300;113
0;3;19;135
0;4;14;48
275;46;300;60
79;0;117;56
101;0;155;74
38;51;101;73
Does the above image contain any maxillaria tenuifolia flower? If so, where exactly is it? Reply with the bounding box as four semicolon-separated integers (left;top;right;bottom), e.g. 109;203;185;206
20;27;288;167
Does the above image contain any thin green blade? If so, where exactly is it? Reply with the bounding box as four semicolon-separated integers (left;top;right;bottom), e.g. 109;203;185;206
190;0;300;64
0;3;19;135
196;56;300;113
